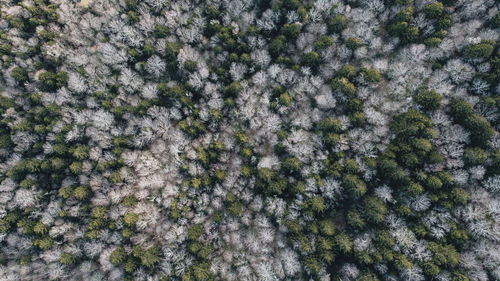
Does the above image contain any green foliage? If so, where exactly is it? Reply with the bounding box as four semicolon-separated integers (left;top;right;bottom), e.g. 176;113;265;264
335;232;353;254
73;185;90;200
317;117;342;133
347;209;366;229
362;196;387;224
428;242;459;267
153;24;170;38
304;196;326;214
463;114;494;147
33;222;48;235
110;246;126;266
424;2;444;18
188;224;203;240
269;35;286;57
492;12;500;28
463;147;487;166
301;52;320;67
343;174;367;199
424;37;442;47
391;109;435;139
313;35;334;51
124;212;139;227
414;90;442;111
184;60;197;72
328;15;348;34
38;71;67;91
281;156;302;174
282;23;301;40
359;68;380;82
331;77;356;96
319;219;336;236
449;98;474;120
226;192;243;216
463;41;494;60
138;246;160;268
60;253;76;265
337;65;356;79
223;81;242;97
10;67;29;84
388;13;419;44
33;236;53;250
356;272;380;281
345;37;360;49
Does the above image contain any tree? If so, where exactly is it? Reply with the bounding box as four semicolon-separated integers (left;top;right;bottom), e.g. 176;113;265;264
359;68;380;83
331;77;356;96
188;224;203;240
313;36;334;51
281;156;302;174
424;2;444;19
223;81;242;97
10;67;28;84
414;90;442;111
153;25;169;38
464;114;494;147
38;71;68;91
391;110;435;139
317;117;342;133
282;24;300;40
362;196;387;224
463;41;494;61
343;174;367;199
269;35;286;58
335;232;353;254
319;219;336;236
301;52;320;68
138;246;160;268
328;15;348;34
463;147;487;166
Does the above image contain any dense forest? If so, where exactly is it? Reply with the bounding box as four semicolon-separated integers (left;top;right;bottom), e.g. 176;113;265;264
0;0;499;280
